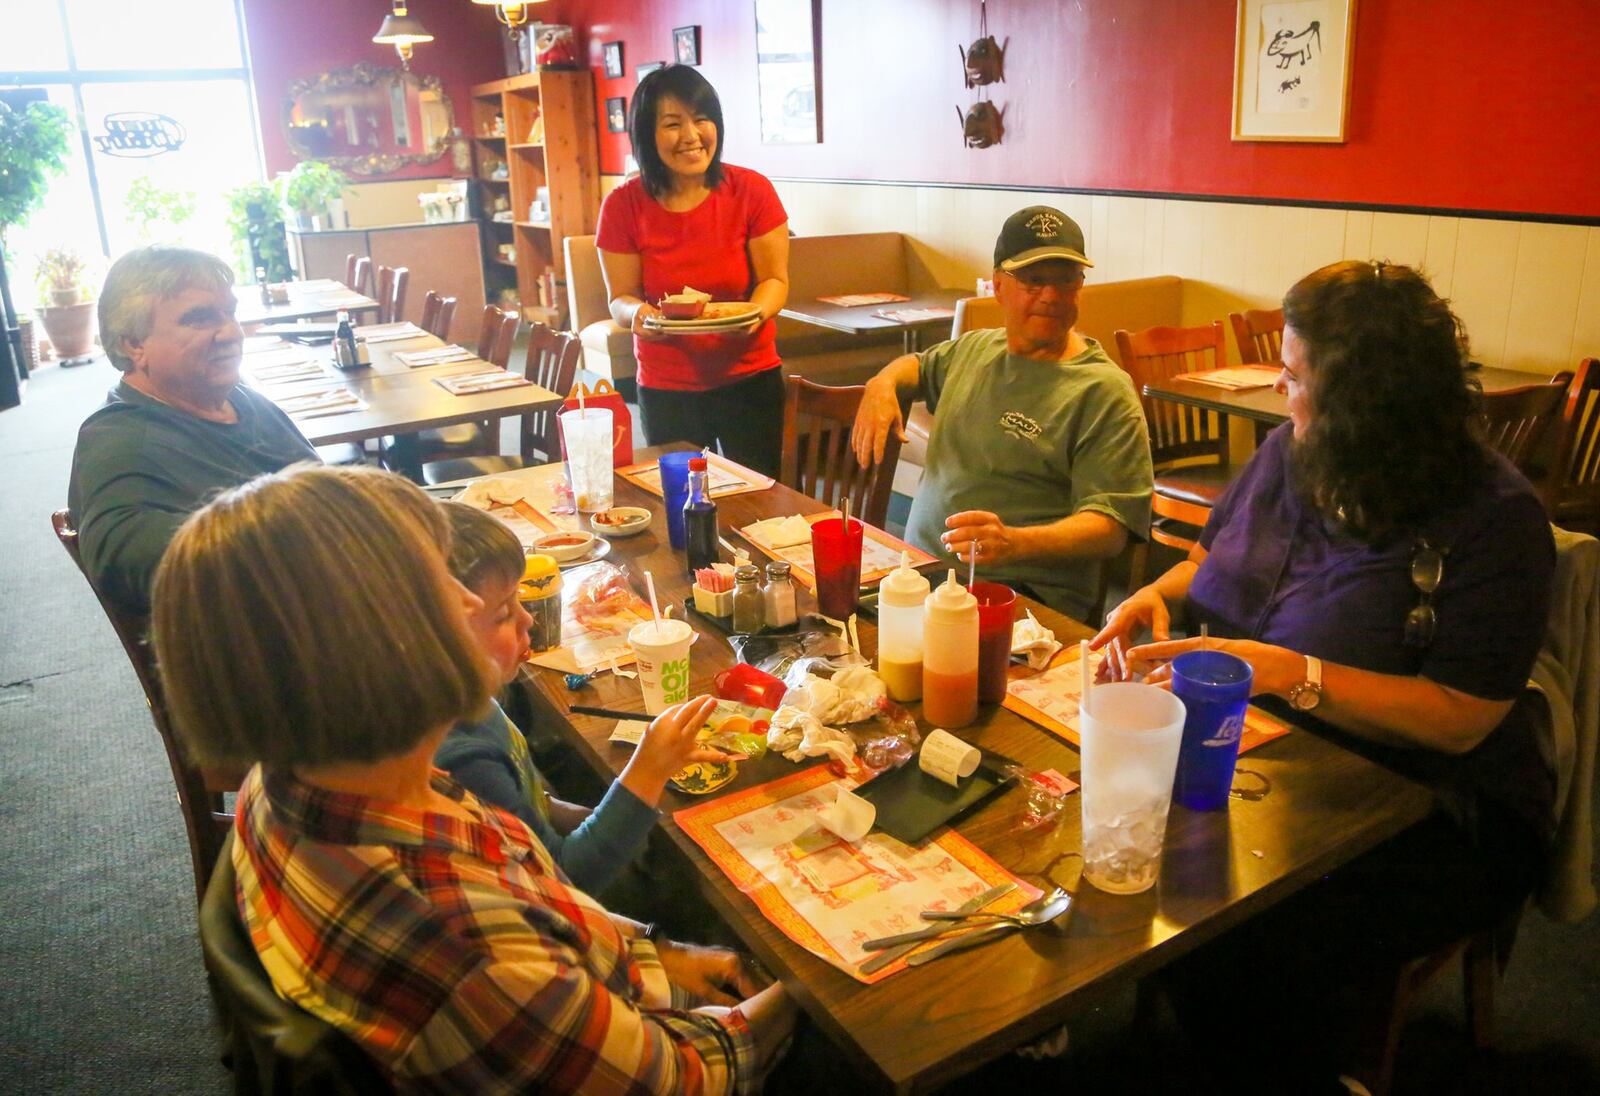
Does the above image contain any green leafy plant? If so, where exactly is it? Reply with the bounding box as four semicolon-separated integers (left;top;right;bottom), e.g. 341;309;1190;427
223;179;292;283
35;247;89;303
0;101;73;245
123;175;197;243
281;160;348;215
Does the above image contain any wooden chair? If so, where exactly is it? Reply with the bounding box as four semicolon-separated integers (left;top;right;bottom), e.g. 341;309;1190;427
375;265;409;325
779;377;901;529
51;509;236;907
1542;358;1600;534
423;323;582;484
1115;321;1238;586
1229;306;1284;365
1479;372;1573;481
475;303;520;368
350;256;372;296
419;290;458;339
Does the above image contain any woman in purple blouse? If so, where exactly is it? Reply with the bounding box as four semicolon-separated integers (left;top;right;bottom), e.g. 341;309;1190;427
1093;260;1555;1090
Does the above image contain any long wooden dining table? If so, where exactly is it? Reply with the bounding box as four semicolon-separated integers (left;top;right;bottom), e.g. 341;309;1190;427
506;449;1433;1092
241;326;563;448
235;277;379;324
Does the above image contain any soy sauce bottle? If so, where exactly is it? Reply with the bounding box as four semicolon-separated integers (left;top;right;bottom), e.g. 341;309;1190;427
683;457;719;573
334;309;359;370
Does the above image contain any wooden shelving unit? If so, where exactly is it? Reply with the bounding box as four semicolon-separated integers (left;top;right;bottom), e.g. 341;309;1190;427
468;70;600;330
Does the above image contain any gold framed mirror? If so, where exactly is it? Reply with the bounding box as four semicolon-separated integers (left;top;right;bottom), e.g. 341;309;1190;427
282;63;453;175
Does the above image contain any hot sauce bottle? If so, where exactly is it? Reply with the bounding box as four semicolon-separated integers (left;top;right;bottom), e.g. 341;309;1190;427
876;551;930;702
921;569;979;728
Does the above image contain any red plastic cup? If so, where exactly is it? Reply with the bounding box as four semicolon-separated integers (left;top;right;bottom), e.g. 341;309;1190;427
810;517;863;620
972;581;1017;704
713;662;788;710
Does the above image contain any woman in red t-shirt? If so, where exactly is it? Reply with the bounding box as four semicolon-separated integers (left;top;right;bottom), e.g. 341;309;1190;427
596;65;790;477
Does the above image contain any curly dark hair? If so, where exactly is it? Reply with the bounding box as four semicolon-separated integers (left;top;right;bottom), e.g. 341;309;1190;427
629;64;725;199
1282;260;1486;542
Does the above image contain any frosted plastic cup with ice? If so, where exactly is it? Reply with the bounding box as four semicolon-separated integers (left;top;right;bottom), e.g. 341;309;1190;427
627;618;694;715
1079;682;1187;894
560;407;614;512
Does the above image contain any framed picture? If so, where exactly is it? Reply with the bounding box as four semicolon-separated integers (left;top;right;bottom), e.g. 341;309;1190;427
606;97;627;133
636;61;665;84
673;25;702;66
1232;0;1357;142
602;41;624;80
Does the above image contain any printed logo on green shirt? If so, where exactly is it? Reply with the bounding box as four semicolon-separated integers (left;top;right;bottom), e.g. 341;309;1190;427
999;410;1043;441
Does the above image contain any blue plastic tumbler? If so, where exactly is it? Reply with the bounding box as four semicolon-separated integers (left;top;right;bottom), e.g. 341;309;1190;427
659;451;698;550
1171;650;1254;811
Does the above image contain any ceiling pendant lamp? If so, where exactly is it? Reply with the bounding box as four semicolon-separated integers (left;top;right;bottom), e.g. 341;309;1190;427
471;0;546;31
373;0;434;69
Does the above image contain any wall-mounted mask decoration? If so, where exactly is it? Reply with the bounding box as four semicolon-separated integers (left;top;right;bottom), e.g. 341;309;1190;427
957;101;1005;149
283;63;453;176
960;31;1006;87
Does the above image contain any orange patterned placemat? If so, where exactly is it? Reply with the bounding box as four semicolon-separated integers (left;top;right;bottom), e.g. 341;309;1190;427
1003;645;1292;752
735;513;938;593
618;452;775;499
675;766;1036;983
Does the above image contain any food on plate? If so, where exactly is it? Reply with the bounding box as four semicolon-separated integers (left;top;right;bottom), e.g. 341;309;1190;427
532;530;596;562
591;506;651;535
660;286;711;320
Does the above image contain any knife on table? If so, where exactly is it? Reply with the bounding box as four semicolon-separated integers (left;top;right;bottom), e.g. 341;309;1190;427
857;882;1016;975
904;920;1022;967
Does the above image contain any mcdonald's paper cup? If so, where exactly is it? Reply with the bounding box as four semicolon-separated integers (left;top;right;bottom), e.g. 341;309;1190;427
627;618;694;715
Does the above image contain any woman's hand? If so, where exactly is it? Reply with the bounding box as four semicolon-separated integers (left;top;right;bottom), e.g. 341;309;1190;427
1089;586;1173;682
850;374;909;468
630;301;665;341
656;939;766;1007
620;695;743;807
942;510;1018;565
1119;635;1304;698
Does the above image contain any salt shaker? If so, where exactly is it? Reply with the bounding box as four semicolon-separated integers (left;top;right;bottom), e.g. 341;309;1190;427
763;561;798;629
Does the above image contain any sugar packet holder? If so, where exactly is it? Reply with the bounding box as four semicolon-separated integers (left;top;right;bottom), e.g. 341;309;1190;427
919;729;981;787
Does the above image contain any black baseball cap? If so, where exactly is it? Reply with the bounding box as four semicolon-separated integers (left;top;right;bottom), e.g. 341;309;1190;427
993;205;1093;271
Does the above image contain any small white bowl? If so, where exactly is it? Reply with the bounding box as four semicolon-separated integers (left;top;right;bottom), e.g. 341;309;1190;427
532;530;597;562
591;506;651;537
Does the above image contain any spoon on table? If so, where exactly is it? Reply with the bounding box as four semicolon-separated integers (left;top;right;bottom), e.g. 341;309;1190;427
904;889;1074;968
920;886;1071;924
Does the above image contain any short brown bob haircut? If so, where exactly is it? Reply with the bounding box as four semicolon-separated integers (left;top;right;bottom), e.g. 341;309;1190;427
441;500;525;595
151;464;496;770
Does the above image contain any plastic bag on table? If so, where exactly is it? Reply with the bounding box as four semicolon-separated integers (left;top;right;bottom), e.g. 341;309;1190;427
728;615;856;680
568;561;644;629
1001;765;1080;832
853;697;922;772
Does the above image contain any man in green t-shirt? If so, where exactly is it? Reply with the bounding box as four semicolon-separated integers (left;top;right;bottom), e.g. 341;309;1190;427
851;206;1153;622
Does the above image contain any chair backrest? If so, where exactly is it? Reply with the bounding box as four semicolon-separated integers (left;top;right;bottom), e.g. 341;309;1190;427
475;305;519;368
519;323;582;463
420;290;458;339
344;253;360;293
1229;306;1285;365
352;256;372;297
1114;321;1231;467
376;265;409;325
1545;358;1600;534
562;234;609;332
780;377;901;528
51;509;232;906
953;295;1003;337
1479;372;1573;482
200;833;393;1094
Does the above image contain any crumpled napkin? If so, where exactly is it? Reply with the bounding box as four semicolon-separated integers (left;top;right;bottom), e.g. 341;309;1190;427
1012;609;1061;671
745;514;813;549
767;706;857;765
457;476;527;508
782;665;885;725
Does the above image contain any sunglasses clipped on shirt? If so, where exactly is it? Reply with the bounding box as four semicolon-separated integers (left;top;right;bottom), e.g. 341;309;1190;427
1403;539;1446;648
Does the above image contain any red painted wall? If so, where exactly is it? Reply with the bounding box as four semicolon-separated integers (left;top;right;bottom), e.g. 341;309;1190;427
551;0;1600;219
241;0;510;179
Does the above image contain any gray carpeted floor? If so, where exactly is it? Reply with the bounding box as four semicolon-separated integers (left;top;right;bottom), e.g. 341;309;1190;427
2;356;1597;1094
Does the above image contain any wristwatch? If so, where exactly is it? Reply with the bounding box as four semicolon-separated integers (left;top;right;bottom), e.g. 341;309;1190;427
1288;655;1323;712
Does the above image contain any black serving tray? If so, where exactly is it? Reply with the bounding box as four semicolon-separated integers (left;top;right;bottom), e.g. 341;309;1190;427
855;748;1018;845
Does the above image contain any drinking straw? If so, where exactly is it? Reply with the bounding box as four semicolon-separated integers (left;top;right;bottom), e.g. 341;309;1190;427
645;570;663;637
1079;639;1093;721
968;541;976;589
1200;623;1209;653
842;495;852;530
578;383;586;413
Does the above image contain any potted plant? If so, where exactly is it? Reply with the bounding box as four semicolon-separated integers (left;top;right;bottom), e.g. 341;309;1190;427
35;247;95;362
224;178;292;284
123;174;197;245
0;99;74;402
280;161;348;231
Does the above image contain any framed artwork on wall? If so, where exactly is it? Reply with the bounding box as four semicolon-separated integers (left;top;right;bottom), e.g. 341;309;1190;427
637;61;665;84
606;97;627;133
1232;0;1357;142
673;25;702;66
603;41;624;80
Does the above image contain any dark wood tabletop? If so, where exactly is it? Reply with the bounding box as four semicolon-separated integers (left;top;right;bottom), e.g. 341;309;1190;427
243;331;562;447
1145;363;1557;426
780;289;970;338
514;449;1433;1092
235;279;379;325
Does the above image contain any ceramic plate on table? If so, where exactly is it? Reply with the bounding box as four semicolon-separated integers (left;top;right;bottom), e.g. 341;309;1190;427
591;507;652;537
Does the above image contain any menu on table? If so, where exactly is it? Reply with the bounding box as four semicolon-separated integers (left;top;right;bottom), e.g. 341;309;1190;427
815;292;910;307
1173;366;1282;391
675;765;1037;983
618;452;775;499
737;512;937;592
1003;645;1292;751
